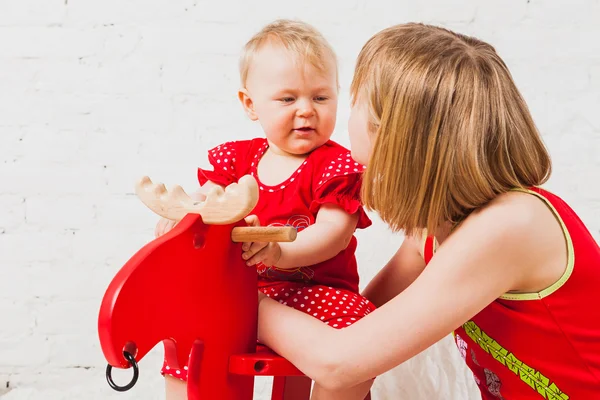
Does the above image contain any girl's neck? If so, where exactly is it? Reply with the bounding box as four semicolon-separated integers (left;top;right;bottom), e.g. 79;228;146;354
434;221;457;245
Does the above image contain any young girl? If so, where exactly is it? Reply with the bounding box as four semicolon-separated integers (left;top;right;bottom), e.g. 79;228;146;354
156;20;375;399
257;23;600;399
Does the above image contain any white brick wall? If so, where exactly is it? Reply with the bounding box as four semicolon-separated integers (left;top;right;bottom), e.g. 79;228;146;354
1;0;598;399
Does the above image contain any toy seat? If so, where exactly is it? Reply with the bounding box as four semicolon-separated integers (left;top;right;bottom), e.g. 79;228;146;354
98;176;370;399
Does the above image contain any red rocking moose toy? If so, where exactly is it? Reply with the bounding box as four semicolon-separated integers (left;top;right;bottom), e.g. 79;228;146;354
98;175;328;400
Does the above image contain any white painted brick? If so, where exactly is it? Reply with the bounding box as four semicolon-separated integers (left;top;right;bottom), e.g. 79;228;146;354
0;27;106;59
24;195;96;230
134;24;246;58
0;93;174;132
64;0;190;26
417;0;479;24
35;300;96;337
0;196;26;233
0;163;106;197
0;269;24;300
24;58;162;96
0;336;51;367
0;61;41;100
161;56;239;95
0;232;73;264
591;64;600;91
46;334;99;367
0;0;65;27
493;26;600;63
19;129;88;165
0;262;94;300
93;194;155;229
525;0;600;26
0;302;36;341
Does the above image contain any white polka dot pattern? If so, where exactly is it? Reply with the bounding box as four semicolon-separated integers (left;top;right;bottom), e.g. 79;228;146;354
262;283;375;329
209;143;236;174
317;152;366;187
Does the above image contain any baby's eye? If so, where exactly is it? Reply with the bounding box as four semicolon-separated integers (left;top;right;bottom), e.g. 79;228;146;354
279;97;295;103
314;96;329;102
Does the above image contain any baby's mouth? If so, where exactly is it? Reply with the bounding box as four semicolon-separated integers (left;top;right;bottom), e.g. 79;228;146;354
293;127;315;133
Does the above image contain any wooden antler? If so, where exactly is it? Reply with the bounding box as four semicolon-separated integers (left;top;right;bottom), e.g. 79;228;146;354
135;175;259;225
136;175;297;242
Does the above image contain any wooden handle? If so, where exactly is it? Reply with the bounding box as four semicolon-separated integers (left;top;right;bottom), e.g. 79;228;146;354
231;227;297;243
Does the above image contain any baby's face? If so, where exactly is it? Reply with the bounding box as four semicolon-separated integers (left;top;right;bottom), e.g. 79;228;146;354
244;45;338;156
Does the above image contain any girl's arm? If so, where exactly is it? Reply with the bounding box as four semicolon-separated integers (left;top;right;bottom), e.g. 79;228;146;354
258;193;555;390
244;204;359;269
361;234;426;307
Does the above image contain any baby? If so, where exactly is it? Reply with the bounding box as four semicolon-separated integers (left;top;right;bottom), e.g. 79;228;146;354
158;19;375;400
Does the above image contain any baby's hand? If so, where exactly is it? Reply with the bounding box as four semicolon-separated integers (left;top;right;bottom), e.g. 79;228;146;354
155;217;177;238
242;215;282;267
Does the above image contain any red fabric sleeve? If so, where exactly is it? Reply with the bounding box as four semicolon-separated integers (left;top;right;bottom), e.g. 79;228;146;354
309;174;372;229
197;142;239;187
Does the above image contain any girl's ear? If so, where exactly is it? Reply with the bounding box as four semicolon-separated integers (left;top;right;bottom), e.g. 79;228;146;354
238;88;258;121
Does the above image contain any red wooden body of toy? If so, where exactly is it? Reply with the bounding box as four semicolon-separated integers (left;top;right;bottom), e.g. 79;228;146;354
99;213;261;399
98;176;370;399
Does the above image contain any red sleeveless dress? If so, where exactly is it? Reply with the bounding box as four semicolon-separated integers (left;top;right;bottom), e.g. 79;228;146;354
424;188;600;399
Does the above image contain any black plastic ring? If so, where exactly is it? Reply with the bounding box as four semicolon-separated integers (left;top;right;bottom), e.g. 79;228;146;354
106;351;139;392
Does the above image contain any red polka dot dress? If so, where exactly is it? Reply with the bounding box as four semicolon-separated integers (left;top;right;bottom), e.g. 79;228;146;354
161;139;376;381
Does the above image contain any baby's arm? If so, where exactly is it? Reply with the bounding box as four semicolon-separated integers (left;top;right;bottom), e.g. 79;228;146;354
243;204;359;268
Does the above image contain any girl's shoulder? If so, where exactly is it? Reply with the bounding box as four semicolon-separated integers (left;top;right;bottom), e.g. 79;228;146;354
418;190;541;252
483;189;551;223
424;190;562;268
453;190;568;293
459;190;554;242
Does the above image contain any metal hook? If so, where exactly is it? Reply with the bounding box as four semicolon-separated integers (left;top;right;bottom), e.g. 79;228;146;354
106;351;139;392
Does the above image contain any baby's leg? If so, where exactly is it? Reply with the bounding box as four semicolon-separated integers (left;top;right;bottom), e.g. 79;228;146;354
165;375;187;400
311;379;373;400
162;361;189;400
260;282;375;324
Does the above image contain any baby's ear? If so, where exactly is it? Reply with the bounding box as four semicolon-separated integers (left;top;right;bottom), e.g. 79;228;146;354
238;88;258;121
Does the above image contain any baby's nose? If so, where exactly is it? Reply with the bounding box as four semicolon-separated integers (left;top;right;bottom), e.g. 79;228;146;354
296;100;315;117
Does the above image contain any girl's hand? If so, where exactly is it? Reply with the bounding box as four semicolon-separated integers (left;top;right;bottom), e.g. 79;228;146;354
155;217;178;238
242;215;282;267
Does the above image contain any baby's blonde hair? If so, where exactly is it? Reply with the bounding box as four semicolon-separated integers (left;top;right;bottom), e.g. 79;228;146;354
239;19;338;87
352;23;551;235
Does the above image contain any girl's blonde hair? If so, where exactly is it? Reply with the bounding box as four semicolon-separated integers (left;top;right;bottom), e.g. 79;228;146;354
240;19;338;87
351;23;551;235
